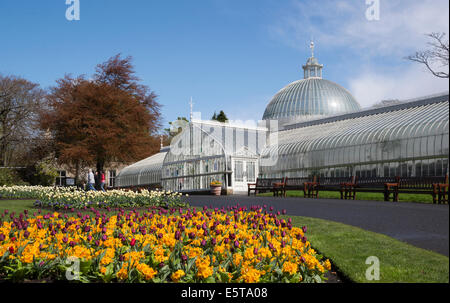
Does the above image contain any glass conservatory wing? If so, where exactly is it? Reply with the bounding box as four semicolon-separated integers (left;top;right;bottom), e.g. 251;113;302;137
116;151;167;187
260;94;449;177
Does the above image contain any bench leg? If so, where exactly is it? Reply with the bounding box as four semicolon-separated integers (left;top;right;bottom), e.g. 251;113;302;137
384;188;389;201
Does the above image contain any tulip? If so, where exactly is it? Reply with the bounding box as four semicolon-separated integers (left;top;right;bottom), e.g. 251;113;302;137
130;238;136;246
234;240;239;248
302;226;307;233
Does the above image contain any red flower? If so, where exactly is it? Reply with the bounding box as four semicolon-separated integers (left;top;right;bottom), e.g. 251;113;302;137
130;238;136;246
9;246;14;254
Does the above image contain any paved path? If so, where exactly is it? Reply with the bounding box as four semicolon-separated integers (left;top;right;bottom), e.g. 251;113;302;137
182;195;449;256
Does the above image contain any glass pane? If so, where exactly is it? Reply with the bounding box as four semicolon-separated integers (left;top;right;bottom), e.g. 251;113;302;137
246;162;256;182
234;161;244;182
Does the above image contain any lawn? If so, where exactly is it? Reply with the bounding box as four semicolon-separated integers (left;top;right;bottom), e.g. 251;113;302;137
258;190;436;203
1;199;448;283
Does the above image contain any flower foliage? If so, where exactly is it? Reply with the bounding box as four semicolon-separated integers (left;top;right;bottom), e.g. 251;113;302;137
0;186;187;209
0;204;330;283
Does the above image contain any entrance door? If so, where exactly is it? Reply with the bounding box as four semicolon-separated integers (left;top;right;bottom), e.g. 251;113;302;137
233;158;257;193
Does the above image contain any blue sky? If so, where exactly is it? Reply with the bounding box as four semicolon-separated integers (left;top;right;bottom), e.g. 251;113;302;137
1;0;448;130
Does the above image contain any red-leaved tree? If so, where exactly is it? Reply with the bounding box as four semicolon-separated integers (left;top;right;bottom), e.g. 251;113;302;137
41;54;161;184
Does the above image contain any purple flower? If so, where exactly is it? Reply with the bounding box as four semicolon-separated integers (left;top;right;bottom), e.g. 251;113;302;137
234;240;239;248
302;226;307;233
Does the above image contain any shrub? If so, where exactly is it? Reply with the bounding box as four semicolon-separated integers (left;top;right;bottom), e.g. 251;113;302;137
0;168;27;186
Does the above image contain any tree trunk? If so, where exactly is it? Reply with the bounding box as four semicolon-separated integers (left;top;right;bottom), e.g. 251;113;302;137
96;160;105;174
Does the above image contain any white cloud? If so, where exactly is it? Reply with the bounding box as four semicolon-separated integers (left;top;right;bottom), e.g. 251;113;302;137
268;0;449;106
349;64;449;107
270;0;449;55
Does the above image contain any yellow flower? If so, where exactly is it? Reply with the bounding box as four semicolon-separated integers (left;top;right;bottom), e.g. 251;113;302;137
240;266;263;283
196;256;213;279
282;261;298;275
171;269;186;282
233;254;243;266
136;263;157;280
324;259;331;271
117;264;128;280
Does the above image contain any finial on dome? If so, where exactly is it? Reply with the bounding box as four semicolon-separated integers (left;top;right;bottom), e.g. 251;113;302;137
302;40;323;79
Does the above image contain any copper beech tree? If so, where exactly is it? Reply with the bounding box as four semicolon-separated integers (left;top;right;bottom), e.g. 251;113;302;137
41;55;162;184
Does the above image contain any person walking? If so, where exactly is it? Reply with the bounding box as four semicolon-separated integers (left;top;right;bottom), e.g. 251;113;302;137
100;171;106;192
94;171;100;190
87;169;96;191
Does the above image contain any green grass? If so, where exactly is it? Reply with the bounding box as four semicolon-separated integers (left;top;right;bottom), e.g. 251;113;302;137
282;215;449;283
258;190;436;203
1;199;449;283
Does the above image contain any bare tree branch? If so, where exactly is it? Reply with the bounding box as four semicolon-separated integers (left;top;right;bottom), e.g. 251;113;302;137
405;32;449;78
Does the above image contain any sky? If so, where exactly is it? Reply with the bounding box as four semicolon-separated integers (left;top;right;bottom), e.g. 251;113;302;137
1;0;448;130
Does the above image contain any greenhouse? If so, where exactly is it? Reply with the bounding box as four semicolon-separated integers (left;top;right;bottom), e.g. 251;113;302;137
260;93;449;178
161;119;268;193
116;47;449;194
115;149;168;188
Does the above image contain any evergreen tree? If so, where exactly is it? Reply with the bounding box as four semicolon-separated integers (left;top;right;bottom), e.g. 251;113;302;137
211;110;228;122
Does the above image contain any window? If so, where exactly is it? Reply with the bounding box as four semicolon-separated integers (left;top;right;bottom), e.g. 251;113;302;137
246;162;256;182
109;170;116;188
234;161;244;182
56;170;66;186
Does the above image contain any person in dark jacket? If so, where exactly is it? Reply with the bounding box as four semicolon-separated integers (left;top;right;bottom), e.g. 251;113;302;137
94;171;100;190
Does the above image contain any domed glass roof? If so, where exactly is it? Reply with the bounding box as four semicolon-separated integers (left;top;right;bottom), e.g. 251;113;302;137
262;43;361;126
262;78;361;125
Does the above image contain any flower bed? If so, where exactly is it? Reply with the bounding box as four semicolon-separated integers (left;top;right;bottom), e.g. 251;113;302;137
0;186;187;209
0;205;330;283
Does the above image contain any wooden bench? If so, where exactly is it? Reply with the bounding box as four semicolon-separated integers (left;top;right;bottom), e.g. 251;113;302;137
280;176;359;199
435;175;448;204
316;176;356;199
391;175;448;203
279;177;313;197
247;177;286;196
351;176;400;201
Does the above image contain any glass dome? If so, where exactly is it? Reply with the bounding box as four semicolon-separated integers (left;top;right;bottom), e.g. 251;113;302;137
262;48;361;127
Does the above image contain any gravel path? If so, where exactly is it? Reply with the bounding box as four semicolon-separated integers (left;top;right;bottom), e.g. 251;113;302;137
182;195;449;256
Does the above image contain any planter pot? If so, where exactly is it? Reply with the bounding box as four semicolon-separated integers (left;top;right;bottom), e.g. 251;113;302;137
210;185;222;196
